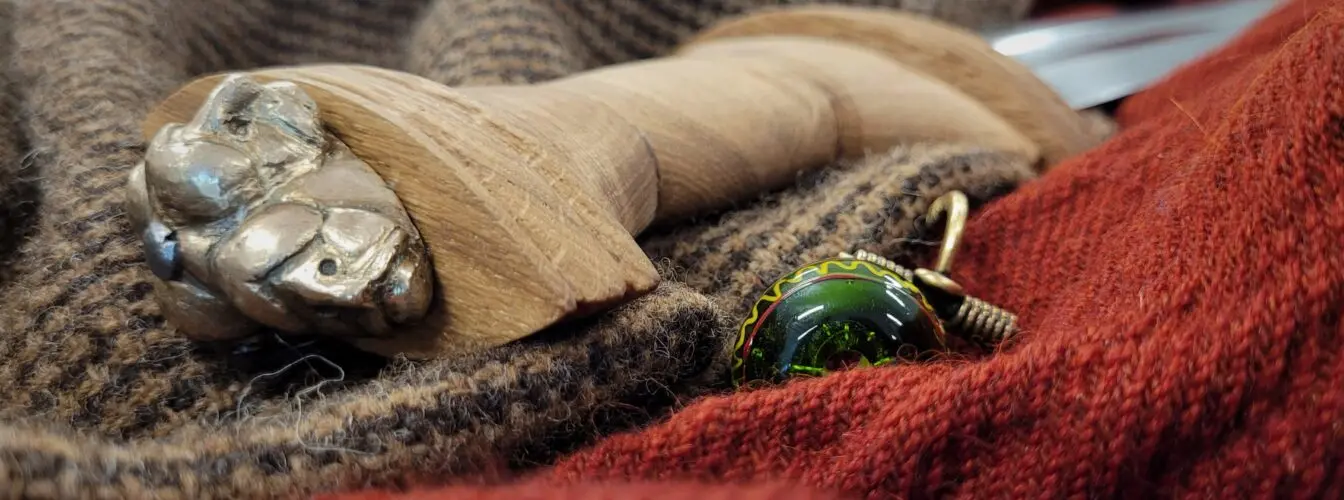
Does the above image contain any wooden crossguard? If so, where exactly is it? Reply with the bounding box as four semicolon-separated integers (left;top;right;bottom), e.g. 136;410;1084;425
141;6;1095;358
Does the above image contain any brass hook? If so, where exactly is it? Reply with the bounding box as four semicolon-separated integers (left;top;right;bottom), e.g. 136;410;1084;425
844;190;1018;348
927;190;968;275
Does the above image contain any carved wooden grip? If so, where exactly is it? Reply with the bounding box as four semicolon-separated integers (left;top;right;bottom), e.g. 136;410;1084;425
521;36;1040;222
142;7;1093;358
687;5;1100;166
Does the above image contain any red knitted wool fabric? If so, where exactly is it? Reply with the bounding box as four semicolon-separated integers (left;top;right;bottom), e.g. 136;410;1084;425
323;482;844;500
330;0;1344;497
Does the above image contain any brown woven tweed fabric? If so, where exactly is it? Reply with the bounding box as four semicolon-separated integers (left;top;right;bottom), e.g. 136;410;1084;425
0;0;1050;498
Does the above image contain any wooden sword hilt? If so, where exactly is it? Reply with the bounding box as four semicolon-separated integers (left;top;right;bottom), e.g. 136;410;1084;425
136;7;1094;359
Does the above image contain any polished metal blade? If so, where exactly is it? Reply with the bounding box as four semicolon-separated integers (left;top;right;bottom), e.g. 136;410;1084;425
982;0;1281;109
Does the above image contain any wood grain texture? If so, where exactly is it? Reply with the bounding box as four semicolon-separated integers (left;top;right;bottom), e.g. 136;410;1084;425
537;37;1036;222
686;5;1099;166
142;10;1068;358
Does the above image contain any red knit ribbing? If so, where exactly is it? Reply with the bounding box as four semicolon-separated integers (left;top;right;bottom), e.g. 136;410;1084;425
326;0;1344;497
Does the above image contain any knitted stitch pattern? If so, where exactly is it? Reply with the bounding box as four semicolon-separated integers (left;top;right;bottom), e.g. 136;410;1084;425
329;0;1344;498
0;0;1048;498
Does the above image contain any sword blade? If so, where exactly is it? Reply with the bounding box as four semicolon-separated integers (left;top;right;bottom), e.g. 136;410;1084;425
982;0;1281;109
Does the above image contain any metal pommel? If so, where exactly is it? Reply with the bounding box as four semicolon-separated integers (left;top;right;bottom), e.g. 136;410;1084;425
126;74;434;342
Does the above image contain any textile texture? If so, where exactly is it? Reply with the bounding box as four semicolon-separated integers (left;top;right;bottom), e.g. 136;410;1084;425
0;0;1043;498
332;0;1344;498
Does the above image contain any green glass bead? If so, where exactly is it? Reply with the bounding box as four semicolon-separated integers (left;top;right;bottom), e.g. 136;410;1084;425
732;258;946;386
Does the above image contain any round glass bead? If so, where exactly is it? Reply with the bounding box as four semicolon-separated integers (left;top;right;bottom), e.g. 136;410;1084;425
732;258;946;385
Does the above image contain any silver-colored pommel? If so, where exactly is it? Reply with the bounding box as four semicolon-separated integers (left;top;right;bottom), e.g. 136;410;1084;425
126;75;433;342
